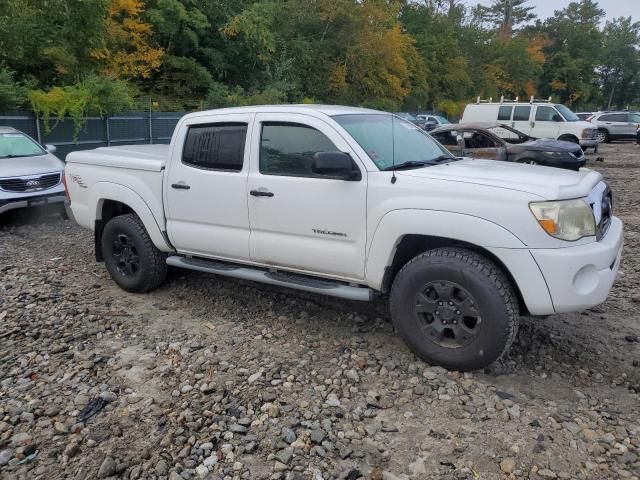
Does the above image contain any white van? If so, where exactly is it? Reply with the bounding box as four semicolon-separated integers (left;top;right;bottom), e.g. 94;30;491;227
461;99;599;152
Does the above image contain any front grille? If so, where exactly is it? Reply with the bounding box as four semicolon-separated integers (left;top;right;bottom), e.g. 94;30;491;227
0;173;61;193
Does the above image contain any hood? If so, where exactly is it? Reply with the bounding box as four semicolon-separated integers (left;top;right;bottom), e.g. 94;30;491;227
519;138;583;153
0;153;65;178
398;158;602;200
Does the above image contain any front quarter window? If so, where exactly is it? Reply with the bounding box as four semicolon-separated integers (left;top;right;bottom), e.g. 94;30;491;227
333;114;453;171
555;104;579;122
0;133;45;159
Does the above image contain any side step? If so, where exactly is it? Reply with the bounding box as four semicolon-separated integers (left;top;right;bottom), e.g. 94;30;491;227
166;256;373;302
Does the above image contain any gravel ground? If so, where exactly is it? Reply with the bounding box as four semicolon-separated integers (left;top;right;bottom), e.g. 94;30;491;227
1;142;639;480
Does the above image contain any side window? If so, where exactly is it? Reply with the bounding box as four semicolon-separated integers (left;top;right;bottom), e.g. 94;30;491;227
535;106;557;121
260;122;343;177
463;131;499;149
182;123;247;171
599;114;625;122
432;131;458;146
629;113;640;123
513;106;531;121
498;106;512;121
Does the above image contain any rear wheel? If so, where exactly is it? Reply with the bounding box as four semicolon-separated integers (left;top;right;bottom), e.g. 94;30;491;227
101;214;167;292
390;248;519;371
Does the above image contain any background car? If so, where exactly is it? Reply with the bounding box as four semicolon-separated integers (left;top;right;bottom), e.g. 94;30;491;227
430;122;586;170
416;114;451;131
393;112;428;130
576;112;594;121
0;127;66;215
589;111;640;143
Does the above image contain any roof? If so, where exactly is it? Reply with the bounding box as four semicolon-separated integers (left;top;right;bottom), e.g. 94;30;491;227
431;122;508;132
0;126;19;134
183;104;384;119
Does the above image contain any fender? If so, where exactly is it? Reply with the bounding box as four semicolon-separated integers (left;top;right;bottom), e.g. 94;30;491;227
90;182;173;252
365;209;526;290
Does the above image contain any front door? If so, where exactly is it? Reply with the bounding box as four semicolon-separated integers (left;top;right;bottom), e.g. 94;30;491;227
247;113;367;280
532;105;561;139
165;113;254;260
461;130;507;160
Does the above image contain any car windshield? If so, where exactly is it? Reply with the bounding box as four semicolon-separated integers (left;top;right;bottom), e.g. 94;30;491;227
333;114;454;171
435;116;450;124
0;132;45;159
555;104;580;122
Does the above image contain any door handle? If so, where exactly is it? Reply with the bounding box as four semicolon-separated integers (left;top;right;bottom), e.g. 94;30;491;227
250;189;274;197
171;183;191;190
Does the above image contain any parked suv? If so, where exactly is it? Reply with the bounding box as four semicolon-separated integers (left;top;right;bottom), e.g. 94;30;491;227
589;111;640;143
0;127;65;215
65;105;622;371
416;114;450;131
462;100;599;152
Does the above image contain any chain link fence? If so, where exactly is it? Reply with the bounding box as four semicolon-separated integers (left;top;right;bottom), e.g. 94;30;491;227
0;103;188;159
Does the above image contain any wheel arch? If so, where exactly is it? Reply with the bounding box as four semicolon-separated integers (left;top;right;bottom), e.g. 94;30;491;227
91;183;172;261
557;134;579;144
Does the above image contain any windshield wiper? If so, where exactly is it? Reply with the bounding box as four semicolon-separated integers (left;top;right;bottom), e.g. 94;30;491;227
382;155;455;171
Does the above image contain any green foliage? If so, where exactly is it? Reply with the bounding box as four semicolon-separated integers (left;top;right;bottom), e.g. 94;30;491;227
29;76;134;138
0;67;29;110
2;0;640;114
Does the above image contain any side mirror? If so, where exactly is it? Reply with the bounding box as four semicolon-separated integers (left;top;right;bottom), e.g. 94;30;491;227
45;144;57;153
312;152;360;181
552;114;563;122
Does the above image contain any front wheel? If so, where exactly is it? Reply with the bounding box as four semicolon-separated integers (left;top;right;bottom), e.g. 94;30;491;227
390;248;519;371
101;214;167;293
596;129;609;143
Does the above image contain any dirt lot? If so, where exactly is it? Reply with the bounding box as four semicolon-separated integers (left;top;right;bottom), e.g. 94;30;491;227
1;143;639;480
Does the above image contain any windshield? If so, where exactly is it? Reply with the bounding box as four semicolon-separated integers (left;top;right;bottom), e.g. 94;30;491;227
435;116;450;124
555;104;580;122
0;133;45;159
334;114;454;171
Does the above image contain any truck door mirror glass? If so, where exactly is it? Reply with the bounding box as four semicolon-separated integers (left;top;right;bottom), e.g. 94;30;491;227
312;152;360;180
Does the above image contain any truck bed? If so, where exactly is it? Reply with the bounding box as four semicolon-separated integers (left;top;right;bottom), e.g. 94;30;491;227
66;145;169;171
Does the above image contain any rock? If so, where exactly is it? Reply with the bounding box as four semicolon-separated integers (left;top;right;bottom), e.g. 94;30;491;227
0;450;13;467
325;393;341;407
155;459;169;476
10;432;32;446
195;465;209;478
276;447;294;465
345;369;360;383
282;427;296;443
310;428;326;444
229;424;248;434
99;391;117;402
538;469;557;478
500;457;516;474
98;456;116;478
248;372;262;383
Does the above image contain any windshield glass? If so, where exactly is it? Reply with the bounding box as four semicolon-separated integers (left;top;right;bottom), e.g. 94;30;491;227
334;114;453;171
0;133;45;158
435;116;450;124
554;104;579;122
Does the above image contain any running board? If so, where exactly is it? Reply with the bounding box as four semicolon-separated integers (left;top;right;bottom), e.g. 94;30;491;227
166;256;373;302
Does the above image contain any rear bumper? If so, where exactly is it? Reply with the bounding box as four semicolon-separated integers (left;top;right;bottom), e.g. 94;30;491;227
530;217;623;313
0;189;66;214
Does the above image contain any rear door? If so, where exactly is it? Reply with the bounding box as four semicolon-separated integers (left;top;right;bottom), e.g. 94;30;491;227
165;113;253;260
532;105;561;139
247;113;367;280
512;105;533;135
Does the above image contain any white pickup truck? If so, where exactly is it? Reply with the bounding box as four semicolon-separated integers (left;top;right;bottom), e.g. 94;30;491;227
65;105;623;371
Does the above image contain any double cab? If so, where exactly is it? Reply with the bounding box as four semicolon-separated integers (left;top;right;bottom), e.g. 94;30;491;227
65;105;623;371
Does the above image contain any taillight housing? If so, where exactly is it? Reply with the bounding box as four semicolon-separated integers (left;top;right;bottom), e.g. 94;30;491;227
62;171;70;200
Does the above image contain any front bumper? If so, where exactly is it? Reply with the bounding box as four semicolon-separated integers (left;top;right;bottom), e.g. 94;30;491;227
0;190;66;214
530;217;623;313
579;138;598;148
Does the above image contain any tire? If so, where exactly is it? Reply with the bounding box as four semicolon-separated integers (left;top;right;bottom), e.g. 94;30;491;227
389;247;519;371
518;158;539;165
101;214;167;293
596;129;609;143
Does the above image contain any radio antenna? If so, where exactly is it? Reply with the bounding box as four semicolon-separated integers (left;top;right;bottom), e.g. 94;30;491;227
391;113;397;184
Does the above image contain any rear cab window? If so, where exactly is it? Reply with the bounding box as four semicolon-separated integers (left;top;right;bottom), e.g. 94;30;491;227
182;123;248;171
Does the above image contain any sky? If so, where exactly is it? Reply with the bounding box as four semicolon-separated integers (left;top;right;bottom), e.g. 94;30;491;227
465;0;640;24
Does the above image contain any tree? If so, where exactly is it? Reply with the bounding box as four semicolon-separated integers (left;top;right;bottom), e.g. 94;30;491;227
600;17;640;109
473;0;536;37
92;0;164;80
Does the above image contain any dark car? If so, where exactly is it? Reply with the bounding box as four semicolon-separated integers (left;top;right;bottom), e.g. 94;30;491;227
430;123;586;170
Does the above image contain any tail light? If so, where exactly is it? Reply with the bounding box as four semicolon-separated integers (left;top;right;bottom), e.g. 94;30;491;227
62;171;70;200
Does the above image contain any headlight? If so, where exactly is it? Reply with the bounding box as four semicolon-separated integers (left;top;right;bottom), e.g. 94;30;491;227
581;128;595;139
542;151;565;157
529;199;596;241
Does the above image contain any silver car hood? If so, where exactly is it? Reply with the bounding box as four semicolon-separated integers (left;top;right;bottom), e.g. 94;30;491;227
0;153;65;178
